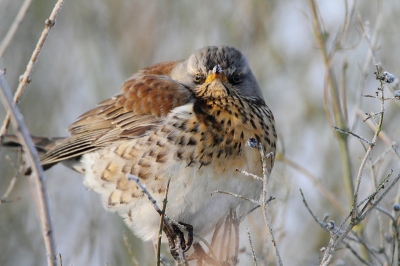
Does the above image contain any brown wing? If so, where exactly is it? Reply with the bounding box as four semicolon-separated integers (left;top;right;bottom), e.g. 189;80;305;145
40;60;194;167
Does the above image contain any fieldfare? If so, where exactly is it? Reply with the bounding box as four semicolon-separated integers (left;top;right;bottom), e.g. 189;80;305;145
5;46;277;262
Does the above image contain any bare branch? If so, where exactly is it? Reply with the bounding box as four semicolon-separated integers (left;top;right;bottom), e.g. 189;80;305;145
211;190;261;206
0;71;57;265
0;0;65;141
333;126;371;145
352;65;386;220
157;176;172;266
235;168;263;181
0;0;32;58
247;228;258;266
258;142;282;266
128;174;162;214
0;155;22;204
128;174;217;262
342;241;374;266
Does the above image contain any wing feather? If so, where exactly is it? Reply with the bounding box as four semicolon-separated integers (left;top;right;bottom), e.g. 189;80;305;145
40;61;194;167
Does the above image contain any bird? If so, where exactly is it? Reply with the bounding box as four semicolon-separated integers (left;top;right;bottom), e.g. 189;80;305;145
4;46;277;262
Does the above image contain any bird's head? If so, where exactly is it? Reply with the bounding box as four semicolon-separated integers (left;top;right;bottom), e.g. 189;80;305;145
171;46;263;100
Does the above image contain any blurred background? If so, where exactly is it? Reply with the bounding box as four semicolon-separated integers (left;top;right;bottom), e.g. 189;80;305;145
1;0;400;265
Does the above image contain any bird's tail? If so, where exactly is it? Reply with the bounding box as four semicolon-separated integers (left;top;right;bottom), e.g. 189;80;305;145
2;134;65;153
2;135;84;174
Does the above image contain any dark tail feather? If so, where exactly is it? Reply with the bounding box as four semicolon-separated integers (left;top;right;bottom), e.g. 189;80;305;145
2;135;65;153
2;135;69;174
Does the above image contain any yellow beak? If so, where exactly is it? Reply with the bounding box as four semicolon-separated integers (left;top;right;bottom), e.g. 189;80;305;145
205;72;228;84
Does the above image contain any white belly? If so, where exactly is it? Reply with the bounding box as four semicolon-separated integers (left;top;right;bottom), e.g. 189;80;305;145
81;143;264;242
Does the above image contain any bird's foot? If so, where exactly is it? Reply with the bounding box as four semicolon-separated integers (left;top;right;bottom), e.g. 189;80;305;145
163;220;193;261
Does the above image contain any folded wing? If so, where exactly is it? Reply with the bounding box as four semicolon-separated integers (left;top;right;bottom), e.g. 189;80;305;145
40;60;194;168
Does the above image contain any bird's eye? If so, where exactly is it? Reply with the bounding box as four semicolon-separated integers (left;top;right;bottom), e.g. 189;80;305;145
232;74;241;84
194;73;204;83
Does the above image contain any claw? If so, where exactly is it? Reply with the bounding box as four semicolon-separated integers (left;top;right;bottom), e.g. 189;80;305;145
162;220;194;261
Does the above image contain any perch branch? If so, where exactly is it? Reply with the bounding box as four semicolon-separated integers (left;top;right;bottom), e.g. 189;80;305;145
0;70;57;266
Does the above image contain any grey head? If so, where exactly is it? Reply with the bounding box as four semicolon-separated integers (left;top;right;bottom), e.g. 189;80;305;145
171;46;263;99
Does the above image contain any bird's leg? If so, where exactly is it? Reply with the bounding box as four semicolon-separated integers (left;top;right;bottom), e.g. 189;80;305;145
176;222;193;252
162;220;182;261
162;219;194;262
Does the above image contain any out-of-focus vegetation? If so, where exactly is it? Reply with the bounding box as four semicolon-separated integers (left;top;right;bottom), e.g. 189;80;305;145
1;0;400;265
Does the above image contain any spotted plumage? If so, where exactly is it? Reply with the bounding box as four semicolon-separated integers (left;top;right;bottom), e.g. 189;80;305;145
9;46;277;261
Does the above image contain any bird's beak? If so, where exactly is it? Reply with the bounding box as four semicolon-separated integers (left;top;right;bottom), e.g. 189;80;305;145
205;64;228;84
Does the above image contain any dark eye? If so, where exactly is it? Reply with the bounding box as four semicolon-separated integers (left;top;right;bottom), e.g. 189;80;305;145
232;74;241;84
194;73;204;83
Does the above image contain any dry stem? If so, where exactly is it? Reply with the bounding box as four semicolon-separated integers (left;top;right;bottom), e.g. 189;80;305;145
0;0;65;141
0;0;32;58
0;71;57;266
258;144;283;266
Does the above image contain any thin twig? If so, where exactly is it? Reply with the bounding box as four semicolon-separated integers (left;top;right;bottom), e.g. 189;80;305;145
127;174;217;262
258;143;283;266
351;1;383;132
352;65;385;219
235;168;263;181
247;228;258;266
0;71;57;265
212;190;260;206
0;0;65;142
356;109;400;163
320;173;400;265
371;205;396;223
123;232;139;266
128;174;162;214
359;174;400;221
157;176;172;266
358;170;392;216
372;145;393;166
282;156;346;216
333;126;371;145
0;0;32;58
300;189;327;229
349;233;384;265
0;155;22;205
392;145;400;158
342;241;374;266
